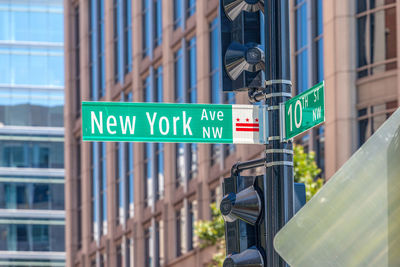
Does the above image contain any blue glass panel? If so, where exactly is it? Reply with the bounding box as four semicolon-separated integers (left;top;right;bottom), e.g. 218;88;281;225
158;143;164;197
156;66;163;102
296;49;309;93
124;0;133;73
11;53;29;85
29;11;48;42
187;0;196;17
317;38;324;82
14;11;29;41
174;0;183;29
48;12;63;42
175;48;184;102
101;142;107;224
210;18;220;72
128;142;134;206
296;3;308;50
29;54;47;85
155;0;163;46
48;55;64;86
144;76;152;102
0;11;10;40
316;0;323;36
142;0;151;57
0;53;10;84
188;37;197;103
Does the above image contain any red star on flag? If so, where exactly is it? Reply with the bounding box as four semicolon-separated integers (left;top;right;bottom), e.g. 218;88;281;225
236;118;240;122
255;118;259;122
246;118;249;122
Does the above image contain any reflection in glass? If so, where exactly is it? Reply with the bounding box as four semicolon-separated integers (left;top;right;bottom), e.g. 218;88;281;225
0;224;65;252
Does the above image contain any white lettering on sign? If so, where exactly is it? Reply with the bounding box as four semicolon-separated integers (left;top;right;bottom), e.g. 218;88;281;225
313;106;322;121
183;111;192;136
173;116;180;135
314;87;320;102
203;127;210;138
201;109;224;121
146;112;157;135
119;116;136;134
91;111;103;134
217;111;224;121
159;116;169;135
107;116;117;134
202;127;223;139
295;100;302;128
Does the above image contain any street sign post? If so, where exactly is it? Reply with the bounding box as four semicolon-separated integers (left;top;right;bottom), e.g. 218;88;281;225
82;102;267;144
281;82;325;140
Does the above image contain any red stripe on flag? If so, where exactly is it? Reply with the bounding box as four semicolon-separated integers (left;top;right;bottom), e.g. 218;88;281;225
235;123;259;127
236;128;259;132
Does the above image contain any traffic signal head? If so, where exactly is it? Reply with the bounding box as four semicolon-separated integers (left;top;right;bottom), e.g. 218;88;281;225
223;246;264;267
223;0;264;21
221;175;266;266
220;185;261;225
220;0;264;91
225;42;265;81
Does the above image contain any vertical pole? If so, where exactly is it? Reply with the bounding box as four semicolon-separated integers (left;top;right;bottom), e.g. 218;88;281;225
264;0;293;266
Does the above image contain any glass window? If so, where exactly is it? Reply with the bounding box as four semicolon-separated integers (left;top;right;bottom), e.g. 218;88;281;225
90;142;96;240
154;0;162;47
74;6;81;117
144;143;152;206
116;245;122;267
295;1;309;93
0;224;64;252
187;37;197;103
0;140;64;169
124;0;133;73
116;143;123;225
358;101;398;147
113;0;122;83
155;143;164;200
175;210;182;257
142;0;151;58
155;66;163;102
145;226;153;266
89;0;106;99
99;142;107;236
155;220;164;267
176;143;185;187
188;201;197;250
175;48;184;103
173;0;183;29
356;1;397;78
186;0;196;17
188;144;198;180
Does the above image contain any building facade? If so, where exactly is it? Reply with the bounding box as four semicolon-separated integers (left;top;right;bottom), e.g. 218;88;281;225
0;0;65;266
64;0;400;266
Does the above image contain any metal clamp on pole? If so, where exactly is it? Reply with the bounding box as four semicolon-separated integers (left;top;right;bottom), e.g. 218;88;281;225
248;88;267;103
231;158;266;176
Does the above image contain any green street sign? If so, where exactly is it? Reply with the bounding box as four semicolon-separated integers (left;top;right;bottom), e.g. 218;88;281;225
82;102;268;144
281;82;325;140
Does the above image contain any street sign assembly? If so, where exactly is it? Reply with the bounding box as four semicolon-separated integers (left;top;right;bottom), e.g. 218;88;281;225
281;82;325;140
82;102;268;144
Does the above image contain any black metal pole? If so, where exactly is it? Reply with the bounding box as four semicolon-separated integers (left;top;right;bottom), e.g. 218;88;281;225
264;1;294;267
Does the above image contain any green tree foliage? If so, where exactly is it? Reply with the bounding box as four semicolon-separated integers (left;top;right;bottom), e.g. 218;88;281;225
195;145;324;266
293;145;323;201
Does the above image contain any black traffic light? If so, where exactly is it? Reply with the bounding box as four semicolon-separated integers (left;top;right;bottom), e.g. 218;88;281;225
221;174;266;266
220;175;306;266
220;0;265;92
